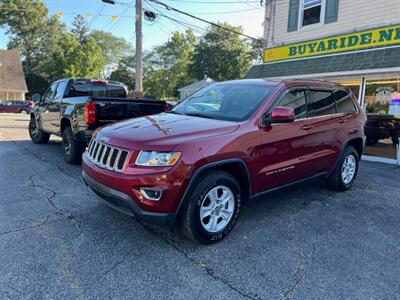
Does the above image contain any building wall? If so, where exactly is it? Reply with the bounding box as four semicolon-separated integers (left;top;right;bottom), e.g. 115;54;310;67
266;0;400;46
0;90;25;101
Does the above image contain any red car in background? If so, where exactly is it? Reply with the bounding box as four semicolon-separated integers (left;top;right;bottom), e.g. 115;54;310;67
0;100;33;114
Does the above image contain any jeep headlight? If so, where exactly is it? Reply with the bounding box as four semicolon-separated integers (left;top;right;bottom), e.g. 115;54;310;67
135;151;181;167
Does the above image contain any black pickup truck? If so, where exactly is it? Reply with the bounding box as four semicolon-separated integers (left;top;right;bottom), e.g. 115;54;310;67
29;78;168;164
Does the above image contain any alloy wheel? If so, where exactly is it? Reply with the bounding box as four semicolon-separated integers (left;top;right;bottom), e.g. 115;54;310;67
199;185;235;233
341;154;356;184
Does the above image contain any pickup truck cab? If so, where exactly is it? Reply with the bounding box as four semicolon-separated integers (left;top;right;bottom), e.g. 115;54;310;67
82;79;366;243
29;79;168;164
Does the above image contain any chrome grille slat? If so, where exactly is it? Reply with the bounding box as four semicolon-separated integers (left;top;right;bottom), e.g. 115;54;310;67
86;139;129;173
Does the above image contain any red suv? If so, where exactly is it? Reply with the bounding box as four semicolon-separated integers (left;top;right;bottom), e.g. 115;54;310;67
0;100;32;114
82;79;366;243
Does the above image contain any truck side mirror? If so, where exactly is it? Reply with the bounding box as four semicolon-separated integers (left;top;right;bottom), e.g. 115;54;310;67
32;94;42;103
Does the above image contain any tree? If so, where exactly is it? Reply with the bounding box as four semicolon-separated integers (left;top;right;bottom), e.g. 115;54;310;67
61;34;106;78
71;14;89;44
0;0;64;78
109;55;135;90
91;30;132;77
189;23;254;81
143;29;197;98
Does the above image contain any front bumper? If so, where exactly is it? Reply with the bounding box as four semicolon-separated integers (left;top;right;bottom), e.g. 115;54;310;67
82;170;176;227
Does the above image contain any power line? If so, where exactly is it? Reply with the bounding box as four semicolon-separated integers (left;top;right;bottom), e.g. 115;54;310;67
148;0;262;43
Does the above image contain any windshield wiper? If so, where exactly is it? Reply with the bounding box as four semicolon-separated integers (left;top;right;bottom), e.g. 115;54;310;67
166;110;183;115
184;112;216;119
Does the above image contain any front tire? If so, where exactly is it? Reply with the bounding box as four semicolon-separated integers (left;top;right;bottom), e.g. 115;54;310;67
29;118;50;144
326;145;359;191
62;126;85;164
180;171;242;244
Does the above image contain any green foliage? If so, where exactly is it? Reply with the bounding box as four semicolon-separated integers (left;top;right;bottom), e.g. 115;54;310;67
110;56;135;90
71;14;90;44
91;30;132;76
62;34;106;78
189;23;254;81
143;29;197;98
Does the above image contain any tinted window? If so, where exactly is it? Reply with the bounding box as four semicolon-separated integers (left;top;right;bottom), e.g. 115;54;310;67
43;83;58;102
334;90;356;114
54;80;68;101
66;82;127;98
173;84;273;122
307;90;336;117
278;90;307;119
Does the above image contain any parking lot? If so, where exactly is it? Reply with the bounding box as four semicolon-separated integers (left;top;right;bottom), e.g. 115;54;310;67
1;113;400;299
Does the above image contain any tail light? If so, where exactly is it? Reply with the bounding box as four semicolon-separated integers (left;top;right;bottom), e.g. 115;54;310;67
84;101;96;124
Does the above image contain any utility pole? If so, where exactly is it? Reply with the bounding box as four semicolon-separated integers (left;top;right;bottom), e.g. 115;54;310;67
135;0;143;96
102;0;143;96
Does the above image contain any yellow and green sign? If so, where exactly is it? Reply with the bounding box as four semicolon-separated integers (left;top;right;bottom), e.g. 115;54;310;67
263;24;400;63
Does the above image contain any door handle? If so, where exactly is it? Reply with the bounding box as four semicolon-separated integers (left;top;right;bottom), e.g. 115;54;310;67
301;124;313;130
338;118;346;124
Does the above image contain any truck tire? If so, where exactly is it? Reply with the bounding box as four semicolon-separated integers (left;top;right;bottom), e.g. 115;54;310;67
62;126;86;164
326;145;359;191
29;118;50;144
180;170;242;244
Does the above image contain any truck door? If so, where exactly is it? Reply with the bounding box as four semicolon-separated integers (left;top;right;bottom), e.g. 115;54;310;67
39;82;58;133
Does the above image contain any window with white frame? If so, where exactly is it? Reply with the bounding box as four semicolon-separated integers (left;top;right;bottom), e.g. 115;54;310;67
301;0;323;27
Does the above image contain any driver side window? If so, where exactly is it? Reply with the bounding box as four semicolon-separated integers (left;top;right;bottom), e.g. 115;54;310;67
277;89;307;119
43;82;58;102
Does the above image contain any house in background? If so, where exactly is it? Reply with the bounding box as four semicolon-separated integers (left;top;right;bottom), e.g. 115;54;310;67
178;74;215;100
0;49;28;102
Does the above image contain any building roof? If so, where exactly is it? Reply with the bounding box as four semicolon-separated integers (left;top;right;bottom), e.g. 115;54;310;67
246;47;400;79
0;50;28;92
178;77;215;92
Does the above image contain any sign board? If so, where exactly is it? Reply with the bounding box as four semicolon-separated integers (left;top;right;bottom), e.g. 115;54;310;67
264;24;400;63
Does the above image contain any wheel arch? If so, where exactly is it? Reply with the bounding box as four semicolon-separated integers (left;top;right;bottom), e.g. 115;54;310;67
175;159;252;221
61;117;72;133
346;137;364;159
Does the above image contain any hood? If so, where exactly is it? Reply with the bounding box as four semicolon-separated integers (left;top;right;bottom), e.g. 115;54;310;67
97;113;239;151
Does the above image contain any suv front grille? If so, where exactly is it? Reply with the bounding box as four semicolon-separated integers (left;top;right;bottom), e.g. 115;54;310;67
86;139;129;172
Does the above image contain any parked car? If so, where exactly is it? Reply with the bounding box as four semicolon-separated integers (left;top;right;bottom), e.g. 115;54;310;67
82;79;366;243
0;100;32;114
29;78;168;164
365;113;400;145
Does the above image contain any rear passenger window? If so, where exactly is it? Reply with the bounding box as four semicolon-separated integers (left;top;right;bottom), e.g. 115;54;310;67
334;90;356;114
307;90;336;117
278;90;307;119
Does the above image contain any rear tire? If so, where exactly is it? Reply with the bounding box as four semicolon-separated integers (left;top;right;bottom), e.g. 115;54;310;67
180;171;242;244
29;118;50;144
62;126;85;164
326;145;359;191
20;109;28;114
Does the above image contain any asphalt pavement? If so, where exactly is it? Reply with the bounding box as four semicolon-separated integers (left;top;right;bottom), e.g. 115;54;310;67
1;113;399;299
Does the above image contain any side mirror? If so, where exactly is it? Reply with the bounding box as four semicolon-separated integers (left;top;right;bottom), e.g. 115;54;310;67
32;94;42;103
263;106;295;126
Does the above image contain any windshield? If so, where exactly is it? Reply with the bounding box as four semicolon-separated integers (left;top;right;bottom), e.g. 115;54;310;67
173;83;274;121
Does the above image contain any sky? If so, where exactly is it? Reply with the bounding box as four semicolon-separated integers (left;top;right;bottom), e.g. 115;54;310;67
0;0;265;51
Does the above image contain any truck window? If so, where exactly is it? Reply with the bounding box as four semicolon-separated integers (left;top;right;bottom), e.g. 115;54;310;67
334;90;356;114
66;82;126;98
43;82;58;102
54;80;68;101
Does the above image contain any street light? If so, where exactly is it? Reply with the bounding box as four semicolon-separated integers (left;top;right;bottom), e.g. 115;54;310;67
101;0;143;96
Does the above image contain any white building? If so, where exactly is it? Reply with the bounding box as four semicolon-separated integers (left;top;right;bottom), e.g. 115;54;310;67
248;0;400;165
0;49;28;102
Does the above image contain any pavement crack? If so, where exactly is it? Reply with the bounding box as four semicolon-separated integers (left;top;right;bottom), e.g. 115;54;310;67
141;224;261;300
0;214;52;236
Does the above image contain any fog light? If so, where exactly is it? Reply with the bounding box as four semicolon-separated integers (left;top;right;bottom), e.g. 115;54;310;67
140;188;162;201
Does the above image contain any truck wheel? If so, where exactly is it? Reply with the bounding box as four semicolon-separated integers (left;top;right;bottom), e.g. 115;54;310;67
326;145;359;191
366;137;378;145
62;126;85;164
29;118;50;144
180;171;242;244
